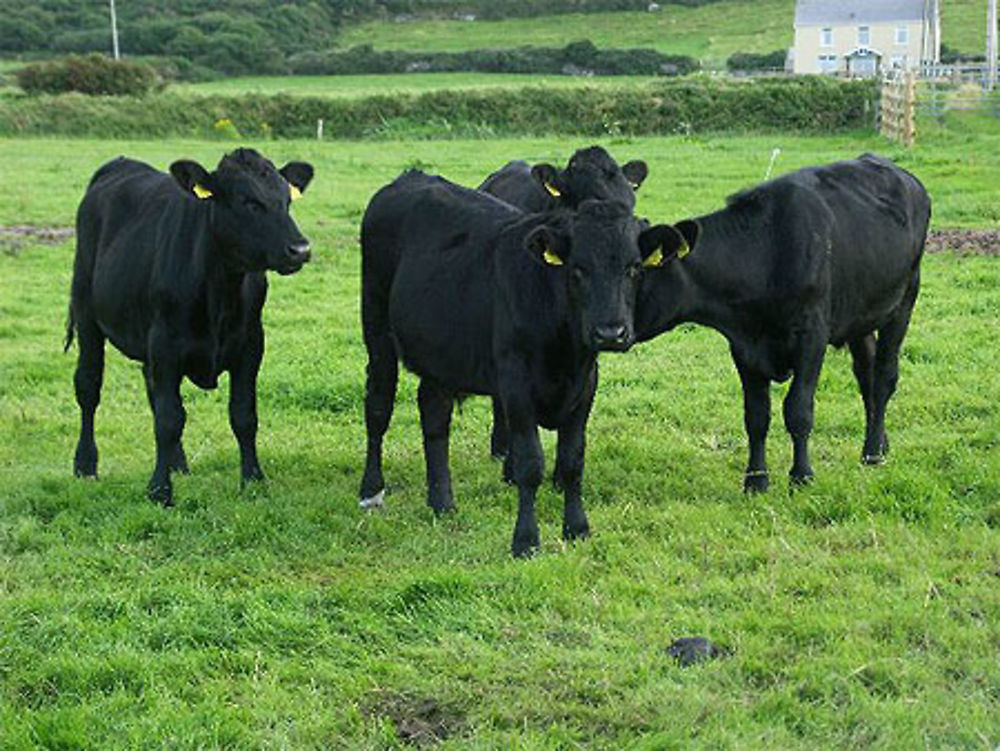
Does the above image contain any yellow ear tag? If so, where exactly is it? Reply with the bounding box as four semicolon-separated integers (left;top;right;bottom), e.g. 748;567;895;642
193;184;213;199
289;184;302;202
677;238;691;259
545;182;561;198
543;248;564;266
643;247;664;268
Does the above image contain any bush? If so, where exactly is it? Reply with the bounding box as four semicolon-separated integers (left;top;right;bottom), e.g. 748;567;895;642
289;40;699;77
16;54;160;96
0;76;876;139
727;50;788;72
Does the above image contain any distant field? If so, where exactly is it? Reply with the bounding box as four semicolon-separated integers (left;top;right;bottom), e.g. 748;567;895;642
337;0;989;68
177;72;655;98
338;0;794;69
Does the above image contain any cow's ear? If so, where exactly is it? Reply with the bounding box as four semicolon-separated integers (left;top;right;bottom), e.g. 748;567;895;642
639;223;691;268
622;160;649;191
524;225;568;267
170;160;216;199
280;161;314;201
530;163;565;198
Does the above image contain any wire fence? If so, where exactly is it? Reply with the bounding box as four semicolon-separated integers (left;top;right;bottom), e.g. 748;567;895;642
879;63;999;146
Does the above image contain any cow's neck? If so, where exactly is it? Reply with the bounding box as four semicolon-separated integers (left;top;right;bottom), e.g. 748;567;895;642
638;209;755;343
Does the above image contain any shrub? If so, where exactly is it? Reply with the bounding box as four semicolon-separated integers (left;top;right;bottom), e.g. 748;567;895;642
727;50;788;72
288;40;699;77
16;54;160;96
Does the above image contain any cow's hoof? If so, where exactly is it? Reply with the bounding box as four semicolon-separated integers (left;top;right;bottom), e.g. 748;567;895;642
743;471;770;494
359;490;386;511
562;520;590;542
241;470;266;487
862;453;885;466
430;500;457;516
789;472;814;488
74;465;98;479
147;482;173;507
511;531;540;559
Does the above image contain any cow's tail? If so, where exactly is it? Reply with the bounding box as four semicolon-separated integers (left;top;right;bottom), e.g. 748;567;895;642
63;304;75;353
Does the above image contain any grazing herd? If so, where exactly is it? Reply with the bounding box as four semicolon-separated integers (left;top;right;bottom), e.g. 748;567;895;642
66;145;930;556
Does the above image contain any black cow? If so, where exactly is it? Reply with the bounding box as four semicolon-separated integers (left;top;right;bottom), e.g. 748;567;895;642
635;154;930;491
479;145;649;460
359;170;674;557
67;148;314;505
478;145;648;215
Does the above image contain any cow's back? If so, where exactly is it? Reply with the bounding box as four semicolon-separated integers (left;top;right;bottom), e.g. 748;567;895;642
801;155;929;343
74;157;201;360
362;171;520;394
478;160;550;213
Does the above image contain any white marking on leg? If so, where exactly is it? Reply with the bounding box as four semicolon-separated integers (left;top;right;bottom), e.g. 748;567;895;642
359;489;385;510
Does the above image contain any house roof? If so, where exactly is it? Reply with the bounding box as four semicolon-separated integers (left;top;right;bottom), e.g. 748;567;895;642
795;0;929;26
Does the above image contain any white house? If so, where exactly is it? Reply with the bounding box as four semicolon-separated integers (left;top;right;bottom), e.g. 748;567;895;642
792;0;941;76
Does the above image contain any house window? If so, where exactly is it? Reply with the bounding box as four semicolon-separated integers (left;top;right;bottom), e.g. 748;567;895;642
895;26;909;45
821;27;833;47
858;26;871;46
817;54;839;73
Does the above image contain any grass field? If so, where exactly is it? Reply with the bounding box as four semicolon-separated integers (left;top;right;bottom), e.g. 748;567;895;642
337;0;990;68
1;129;999;748
176;72;656;98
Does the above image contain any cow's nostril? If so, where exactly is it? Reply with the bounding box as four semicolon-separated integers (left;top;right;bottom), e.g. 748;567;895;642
287;243;311;261
595;325;627;343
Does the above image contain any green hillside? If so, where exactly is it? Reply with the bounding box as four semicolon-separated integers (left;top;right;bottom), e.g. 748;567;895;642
1;0;991;76
339;0;991;68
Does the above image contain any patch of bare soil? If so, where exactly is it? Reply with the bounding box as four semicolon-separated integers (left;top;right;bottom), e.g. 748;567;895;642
0;225;75;256
364;690;464;746
926;229;1000;256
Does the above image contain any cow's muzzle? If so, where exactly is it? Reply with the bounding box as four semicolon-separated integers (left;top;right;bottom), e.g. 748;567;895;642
593;324;632;352
278;242;311;274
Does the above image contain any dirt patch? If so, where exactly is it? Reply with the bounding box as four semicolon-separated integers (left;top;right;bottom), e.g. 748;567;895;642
926;229;1000;256
0;225;74;256
364;690;464;746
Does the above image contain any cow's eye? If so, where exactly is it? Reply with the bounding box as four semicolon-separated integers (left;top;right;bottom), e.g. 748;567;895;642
570;266;587;283
243;197;266;213
627;264;642;280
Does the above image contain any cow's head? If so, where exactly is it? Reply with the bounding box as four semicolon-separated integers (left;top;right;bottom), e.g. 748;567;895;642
170;148;314;275
531;146;648;211
525;200;680;352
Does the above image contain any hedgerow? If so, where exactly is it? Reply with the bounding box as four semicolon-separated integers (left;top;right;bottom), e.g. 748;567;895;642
0;76;876;140
15;54;160;96
289;41;698;77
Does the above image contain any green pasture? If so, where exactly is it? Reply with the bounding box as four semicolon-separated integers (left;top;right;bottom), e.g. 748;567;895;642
1;131;999;748
337;0;989;69
176;72;655;98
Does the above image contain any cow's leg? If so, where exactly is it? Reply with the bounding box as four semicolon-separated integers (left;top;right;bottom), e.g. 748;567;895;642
147;355;185;507
865;274;919;464
143;363;189;474
554;364;597;542
229;322;264;486
73;314;105;478
359;290;398;510
848;334;883;463
490;397;509;459
417;378;456;515
734;357;771;493
782;334;827;486
502;387;544;558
